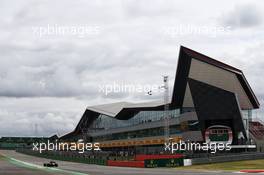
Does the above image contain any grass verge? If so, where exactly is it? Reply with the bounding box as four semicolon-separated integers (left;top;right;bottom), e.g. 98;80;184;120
177;159;264;171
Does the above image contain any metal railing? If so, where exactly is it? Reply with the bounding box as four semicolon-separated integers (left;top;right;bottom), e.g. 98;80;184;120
252;117;264;127
249;119;264;139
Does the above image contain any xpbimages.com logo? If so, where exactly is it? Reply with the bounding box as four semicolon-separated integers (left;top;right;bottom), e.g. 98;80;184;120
164;141;232;154
32;24;101;38
98;81;163;96
32;140;101;153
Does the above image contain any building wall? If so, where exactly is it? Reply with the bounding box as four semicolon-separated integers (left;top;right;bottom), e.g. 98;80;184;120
188;58;253;110
183;84;194;108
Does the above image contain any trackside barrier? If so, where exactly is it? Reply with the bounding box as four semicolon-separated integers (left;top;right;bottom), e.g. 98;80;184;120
107;160;145;168
183;159;192;166
17;150;184;168
144;158;184;168
135;154;183;161
134;154;184;168
135;154;184;168
240;170;264;173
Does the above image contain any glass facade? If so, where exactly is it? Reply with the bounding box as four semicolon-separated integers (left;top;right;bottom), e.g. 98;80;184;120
90;109;180;130
181;107;195;113
180;120;200;132
242;110;252;121
93;125;181;142
242;109;253;138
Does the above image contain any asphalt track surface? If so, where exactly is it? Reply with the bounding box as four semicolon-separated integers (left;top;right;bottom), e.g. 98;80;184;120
0;150;257;175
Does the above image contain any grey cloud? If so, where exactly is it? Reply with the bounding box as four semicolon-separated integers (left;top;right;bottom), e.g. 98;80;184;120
220;4;263;28
0;65;99;98
101;91;130;99
122;0;178;18
0;31;176;98
258;94;264;104
0;110;78;137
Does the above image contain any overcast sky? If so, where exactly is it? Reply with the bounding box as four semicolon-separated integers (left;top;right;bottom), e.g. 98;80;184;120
0;0;263;137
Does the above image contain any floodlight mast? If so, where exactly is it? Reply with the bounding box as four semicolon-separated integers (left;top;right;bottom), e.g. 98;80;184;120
163;76;170;145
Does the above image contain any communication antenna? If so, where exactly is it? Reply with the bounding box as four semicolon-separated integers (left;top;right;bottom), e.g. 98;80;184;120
162;76;170;145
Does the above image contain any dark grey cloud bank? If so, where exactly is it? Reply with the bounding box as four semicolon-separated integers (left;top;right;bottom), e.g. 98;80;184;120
0;0;263;136
221;4;262;28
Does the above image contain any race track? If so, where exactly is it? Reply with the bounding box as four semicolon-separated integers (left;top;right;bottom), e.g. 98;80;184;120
0;150;255;175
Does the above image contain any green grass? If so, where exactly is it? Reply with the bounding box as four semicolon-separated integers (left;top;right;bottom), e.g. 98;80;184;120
177;159;264;171
0;154;4;160
1;153;88;175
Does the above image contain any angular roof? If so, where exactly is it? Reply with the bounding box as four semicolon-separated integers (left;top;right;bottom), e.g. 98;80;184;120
86;101;165;117
182;46;242;74
60;100;165;139
87;102;133;117
172;46;260;109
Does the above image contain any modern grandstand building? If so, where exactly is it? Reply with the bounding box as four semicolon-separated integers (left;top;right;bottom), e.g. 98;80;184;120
61;46;261;154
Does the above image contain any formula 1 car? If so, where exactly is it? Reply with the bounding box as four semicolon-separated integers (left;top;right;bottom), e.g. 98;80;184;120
43;161;58;167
